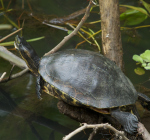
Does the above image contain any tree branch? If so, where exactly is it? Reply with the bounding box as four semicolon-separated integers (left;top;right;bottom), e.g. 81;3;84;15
0;46;29;83
88;127;98;140
63;123;129;140
0;46;27;69
0;28;22;43
0;72;6;82
99;0;123;69
0;68;29;83
138;122;150;140
44;0;94;56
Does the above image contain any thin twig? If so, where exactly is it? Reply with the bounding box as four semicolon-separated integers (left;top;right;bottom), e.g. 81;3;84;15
22;0;24;9
0;46;29;82
0;72;6;82
0;28;22;43
44;0;94;56
67;23;93;45
88;127;98;140
0;68;29;83
18;12;25;28
27;0;32;11
0;0;4;9
63;123;128;140
6;0;12;10
8;64;15;80
0;46;27;69
43;22;68;31
138;122;150;140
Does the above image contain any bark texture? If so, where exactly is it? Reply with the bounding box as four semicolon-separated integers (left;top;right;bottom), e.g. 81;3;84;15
98;1;143;139
99;0;123;69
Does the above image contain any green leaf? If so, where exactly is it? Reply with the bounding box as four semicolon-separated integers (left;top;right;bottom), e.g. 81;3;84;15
120;5;149;16
141;0;150;13
133;55;143;63
67;30;73;35
0;24;12;30
140;50;150;62
0;36;45;46
144;63;150;70
144;66;150;70
142;63;146;67
120;8;148;25
134;67;145;75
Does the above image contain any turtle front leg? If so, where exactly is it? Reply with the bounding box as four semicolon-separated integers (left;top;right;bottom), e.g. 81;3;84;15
36;75;43;99
110;108;138;134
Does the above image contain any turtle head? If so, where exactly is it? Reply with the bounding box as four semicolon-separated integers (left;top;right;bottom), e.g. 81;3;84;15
14;35;40;76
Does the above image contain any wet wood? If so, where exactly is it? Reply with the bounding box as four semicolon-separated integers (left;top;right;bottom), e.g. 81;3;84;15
57;101;100;124
44;0;93;56
138;122;150;140
99;0;123;69
0;88;71;135
49;8;86;24
98;1;145;139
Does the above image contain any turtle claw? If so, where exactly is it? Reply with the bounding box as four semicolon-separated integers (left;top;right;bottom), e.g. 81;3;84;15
37;92;42;100
123;113;138;134
111;108;138;134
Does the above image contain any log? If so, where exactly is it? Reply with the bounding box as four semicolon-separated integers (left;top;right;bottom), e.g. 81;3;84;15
99;0;123;69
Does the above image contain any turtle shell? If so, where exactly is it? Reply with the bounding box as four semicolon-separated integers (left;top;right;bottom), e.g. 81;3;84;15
39;49;138;109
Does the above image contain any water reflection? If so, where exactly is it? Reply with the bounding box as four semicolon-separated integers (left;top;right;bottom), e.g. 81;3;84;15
0;87;74;139
1;0;150;139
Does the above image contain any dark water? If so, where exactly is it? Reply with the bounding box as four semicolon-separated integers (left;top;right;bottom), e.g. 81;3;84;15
0;0;150;139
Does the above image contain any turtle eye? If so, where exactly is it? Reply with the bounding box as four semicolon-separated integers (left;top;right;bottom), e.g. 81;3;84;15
15;35;23;45
16;36;21;44
14;35;21;49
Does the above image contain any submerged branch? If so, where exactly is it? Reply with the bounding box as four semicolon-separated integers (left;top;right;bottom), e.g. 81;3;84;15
49;8;86;24
0;28;22;43
44;0;94;56
0;46;29;83
0;68;29;83
0;72;6;82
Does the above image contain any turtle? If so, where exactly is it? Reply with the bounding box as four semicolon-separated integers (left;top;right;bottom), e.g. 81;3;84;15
14;35;150;134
